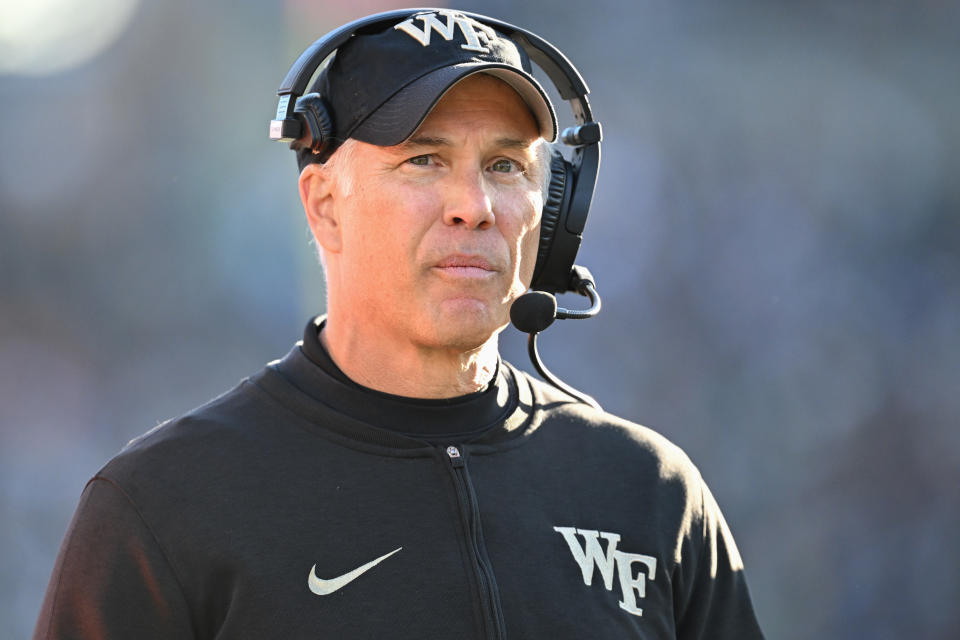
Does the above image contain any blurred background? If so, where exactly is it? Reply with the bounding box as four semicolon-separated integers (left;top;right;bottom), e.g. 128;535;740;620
2;0;958;637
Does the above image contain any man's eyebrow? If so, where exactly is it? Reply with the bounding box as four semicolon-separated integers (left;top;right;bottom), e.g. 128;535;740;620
397;136;538;151
401;136;452;148
494;137;538;152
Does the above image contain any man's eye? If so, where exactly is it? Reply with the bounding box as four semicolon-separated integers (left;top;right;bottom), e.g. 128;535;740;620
408;154;432;166
491;158;517;173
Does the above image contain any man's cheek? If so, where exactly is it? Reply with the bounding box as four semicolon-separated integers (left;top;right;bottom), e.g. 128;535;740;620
519;228;540;284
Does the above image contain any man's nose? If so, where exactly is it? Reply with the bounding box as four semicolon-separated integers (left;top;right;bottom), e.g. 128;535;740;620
442;169;495;230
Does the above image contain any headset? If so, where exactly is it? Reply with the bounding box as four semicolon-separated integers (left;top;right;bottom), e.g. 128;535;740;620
269;8;601;295
270;9;603;407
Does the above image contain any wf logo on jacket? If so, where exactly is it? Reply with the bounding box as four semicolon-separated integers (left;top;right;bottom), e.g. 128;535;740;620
554;526;658;617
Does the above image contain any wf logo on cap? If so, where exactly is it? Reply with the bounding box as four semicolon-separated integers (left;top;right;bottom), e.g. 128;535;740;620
394;9;497;53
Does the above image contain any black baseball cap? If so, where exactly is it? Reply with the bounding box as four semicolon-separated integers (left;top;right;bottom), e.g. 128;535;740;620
299;9;557;165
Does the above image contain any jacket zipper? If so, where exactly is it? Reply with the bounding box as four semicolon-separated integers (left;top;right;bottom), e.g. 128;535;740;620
445;445;506;640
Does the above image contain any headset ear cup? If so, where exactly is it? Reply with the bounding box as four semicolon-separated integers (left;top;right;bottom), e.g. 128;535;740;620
294;93;334;153
532;150;573;290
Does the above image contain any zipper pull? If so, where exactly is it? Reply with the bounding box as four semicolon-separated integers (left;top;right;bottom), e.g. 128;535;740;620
445;445;466;468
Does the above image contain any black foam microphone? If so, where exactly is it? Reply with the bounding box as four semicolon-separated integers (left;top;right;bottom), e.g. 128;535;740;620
509;291;557;334
509;265;602;333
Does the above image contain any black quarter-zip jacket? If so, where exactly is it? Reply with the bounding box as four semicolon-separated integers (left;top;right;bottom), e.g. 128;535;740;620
34;319;764;639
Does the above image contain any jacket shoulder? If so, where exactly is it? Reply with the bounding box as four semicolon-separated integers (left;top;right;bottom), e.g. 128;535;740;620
514;365;701;483
97;377;273;490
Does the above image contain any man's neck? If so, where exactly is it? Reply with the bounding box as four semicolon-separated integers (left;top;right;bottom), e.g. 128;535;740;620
318;319;499;399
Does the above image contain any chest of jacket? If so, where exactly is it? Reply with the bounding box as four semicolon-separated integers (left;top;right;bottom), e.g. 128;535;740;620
146;434;686;639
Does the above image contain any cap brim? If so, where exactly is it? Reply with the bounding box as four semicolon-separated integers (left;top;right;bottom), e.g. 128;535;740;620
350;63;558;145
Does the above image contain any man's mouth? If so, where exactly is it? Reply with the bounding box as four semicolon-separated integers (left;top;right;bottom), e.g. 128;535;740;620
433;255;497;278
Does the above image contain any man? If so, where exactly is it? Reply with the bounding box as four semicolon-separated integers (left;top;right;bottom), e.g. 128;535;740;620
34;9;764;639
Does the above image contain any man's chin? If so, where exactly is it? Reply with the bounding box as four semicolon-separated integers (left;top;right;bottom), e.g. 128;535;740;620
424;300;505;350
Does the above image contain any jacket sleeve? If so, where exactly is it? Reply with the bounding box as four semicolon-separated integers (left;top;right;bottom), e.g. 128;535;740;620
33;477;196;640
673;479;765;639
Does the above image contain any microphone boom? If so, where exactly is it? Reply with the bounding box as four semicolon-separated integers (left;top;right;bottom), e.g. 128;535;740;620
509;265;603;410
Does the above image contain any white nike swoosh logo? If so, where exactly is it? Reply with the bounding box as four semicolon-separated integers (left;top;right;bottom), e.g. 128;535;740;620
307;547;402;596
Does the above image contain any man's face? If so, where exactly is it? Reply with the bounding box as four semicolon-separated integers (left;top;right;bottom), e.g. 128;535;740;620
321;74;545;352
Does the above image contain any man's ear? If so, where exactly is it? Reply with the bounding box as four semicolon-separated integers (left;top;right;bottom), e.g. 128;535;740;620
299;163;342;253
